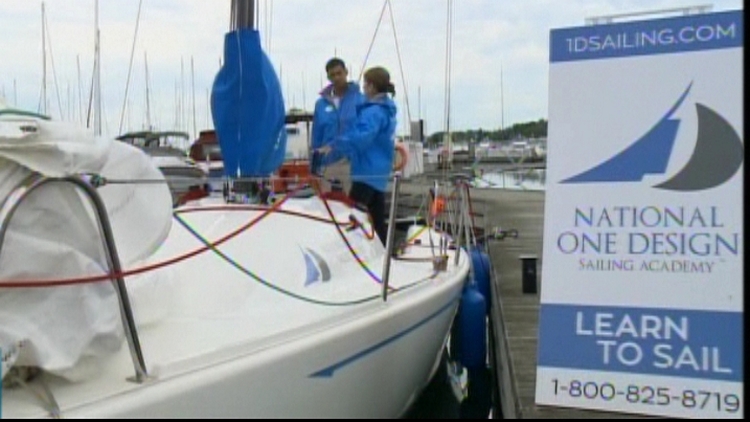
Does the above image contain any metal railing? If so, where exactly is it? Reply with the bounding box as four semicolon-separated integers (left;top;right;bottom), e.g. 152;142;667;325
381;173;402;301
585;4;713;25
0;174;149;384
380;174;481;301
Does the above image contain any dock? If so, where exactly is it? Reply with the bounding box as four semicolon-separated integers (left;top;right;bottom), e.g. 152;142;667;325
396;172;655;419
479;188;662;419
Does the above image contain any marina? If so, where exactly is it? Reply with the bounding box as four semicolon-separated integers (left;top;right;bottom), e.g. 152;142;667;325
1;0;743;419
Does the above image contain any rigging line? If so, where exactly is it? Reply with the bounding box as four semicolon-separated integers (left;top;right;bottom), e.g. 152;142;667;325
77;56;83;124
313;181;396;290
118;0;144;135
176;208;432;304
36;84;43;115
102;93;110;135
358;0;389;83
173;213;383;307
386;0;411;126
43;10;64;121
0;183;297;289
268;0;274;54
86;57;96;128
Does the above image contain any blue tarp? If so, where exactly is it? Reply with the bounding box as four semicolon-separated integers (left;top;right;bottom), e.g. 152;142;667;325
211;29;287;177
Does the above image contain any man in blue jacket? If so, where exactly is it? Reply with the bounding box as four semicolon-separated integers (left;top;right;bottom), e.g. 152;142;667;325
311;58;365;193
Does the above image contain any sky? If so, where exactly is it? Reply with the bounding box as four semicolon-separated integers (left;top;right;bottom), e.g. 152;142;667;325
0;0;743;139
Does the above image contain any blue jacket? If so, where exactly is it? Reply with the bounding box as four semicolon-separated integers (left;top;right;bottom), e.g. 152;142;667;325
311;82;365;164
328;95;397;192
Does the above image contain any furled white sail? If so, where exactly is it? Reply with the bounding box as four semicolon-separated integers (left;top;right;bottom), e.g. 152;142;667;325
0;113;175;381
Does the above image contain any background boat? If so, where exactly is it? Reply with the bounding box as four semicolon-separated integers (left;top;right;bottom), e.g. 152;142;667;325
116;130;210;206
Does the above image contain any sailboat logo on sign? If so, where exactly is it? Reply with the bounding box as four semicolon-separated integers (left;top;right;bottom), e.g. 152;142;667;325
561;82;744;191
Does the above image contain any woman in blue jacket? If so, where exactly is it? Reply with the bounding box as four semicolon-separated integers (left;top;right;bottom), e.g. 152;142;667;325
318;67;397;244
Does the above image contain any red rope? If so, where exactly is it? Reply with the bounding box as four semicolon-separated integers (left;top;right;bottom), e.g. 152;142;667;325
310;179;393;290
0;175;426;289
0;187;297;289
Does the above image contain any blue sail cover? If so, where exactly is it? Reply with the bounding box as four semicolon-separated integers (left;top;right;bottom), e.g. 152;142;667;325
211;29;287;177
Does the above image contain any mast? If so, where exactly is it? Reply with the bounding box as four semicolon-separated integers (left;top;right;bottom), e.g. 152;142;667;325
228;0;256;179
118;0;143;135
418;86;422;121
94;0;102;135
180;57;185;133
145;51;151;130
288;79;292;108
191;56;197;139
231;0;256;30
279;62;283;94
443;0;454;167
41;2;47;115
500;63;505;133
174;81;179;129
77;55;83;124
67;83;71;121
43;5;64;121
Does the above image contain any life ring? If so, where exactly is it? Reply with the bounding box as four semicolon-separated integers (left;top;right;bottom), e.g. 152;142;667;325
393;143;409;172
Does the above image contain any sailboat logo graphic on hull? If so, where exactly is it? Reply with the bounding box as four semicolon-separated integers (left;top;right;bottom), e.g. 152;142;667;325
561;82;744;191
302;247;331;286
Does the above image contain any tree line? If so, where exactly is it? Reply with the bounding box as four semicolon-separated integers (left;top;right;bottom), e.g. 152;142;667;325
425;118;547;146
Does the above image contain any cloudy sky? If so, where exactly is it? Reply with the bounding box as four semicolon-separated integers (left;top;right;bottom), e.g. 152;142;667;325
0;0;743;139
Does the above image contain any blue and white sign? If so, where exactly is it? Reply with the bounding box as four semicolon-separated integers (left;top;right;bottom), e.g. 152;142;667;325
536;10;743;419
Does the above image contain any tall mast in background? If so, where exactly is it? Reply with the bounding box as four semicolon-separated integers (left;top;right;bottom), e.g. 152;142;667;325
191;56;197;139
41;2;47;115
145;51;152;130
94;0;102;135
500;64;505;133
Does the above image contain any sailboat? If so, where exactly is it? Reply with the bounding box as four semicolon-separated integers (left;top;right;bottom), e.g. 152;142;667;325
0;0;474;418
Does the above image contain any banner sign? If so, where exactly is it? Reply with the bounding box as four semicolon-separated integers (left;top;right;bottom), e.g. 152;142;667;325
536;10;743;419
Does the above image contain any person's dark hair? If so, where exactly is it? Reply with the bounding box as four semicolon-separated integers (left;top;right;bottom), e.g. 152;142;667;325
325;58;347;73
364;67;396;96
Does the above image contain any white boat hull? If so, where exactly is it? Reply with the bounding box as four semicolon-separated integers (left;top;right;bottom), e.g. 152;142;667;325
67;282;459;418
3;198;469;418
